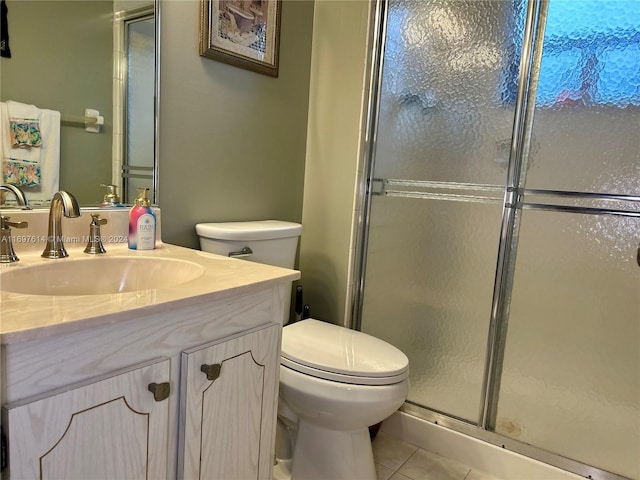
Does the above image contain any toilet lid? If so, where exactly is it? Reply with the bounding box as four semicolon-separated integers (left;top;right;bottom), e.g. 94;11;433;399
281;319;409;386
195;220;302;241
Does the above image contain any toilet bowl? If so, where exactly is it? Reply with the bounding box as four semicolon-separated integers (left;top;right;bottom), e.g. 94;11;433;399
278;319;409;480
195;221;409;480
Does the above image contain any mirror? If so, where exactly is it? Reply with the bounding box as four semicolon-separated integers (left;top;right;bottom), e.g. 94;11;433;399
0;0;158;207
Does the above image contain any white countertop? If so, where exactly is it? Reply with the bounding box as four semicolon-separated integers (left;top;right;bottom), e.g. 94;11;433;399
0;243;300;344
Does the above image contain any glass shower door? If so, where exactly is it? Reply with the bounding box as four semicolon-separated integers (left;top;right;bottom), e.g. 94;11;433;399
496;210;639;478
360;0;526;422
491;2;640;477
358;0;639;477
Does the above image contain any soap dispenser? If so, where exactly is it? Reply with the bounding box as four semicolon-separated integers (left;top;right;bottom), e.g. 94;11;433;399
100;184;122;207
128;187;156;250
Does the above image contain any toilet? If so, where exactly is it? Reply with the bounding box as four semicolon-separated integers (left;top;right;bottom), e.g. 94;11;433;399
195;220;409;480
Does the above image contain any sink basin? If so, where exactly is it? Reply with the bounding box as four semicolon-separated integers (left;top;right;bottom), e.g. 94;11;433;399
0;256;205;296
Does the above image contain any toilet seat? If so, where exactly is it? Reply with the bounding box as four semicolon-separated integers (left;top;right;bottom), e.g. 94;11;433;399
281;319;409;386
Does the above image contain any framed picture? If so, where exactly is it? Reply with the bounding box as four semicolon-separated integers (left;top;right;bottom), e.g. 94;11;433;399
200;0;281;77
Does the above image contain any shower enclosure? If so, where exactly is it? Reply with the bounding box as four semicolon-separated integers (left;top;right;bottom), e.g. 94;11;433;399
355;1;639;478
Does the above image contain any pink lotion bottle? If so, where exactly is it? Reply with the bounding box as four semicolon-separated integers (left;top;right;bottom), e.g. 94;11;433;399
128;188;156;250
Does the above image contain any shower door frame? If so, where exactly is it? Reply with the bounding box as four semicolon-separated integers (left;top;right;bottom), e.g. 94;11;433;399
351;1;638;479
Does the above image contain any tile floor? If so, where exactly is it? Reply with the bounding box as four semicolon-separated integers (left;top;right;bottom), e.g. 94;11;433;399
372;431;502;480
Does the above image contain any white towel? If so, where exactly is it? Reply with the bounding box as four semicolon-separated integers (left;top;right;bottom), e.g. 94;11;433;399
1;101;60;204
6;100;39;119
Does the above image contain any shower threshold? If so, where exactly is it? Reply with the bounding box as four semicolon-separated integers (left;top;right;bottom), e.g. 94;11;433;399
393;403;631;480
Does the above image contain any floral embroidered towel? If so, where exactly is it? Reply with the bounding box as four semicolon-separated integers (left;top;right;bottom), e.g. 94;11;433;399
3;157;40;186
9;118;42;147
0;102;60;201
5;101;43;147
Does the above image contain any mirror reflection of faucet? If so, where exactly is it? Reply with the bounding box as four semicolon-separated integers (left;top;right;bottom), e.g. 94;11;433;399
0;184;29;208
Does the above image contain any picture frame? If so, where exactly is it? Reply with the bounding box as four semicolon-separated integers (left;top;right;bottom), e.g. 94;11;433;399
200;0;281;77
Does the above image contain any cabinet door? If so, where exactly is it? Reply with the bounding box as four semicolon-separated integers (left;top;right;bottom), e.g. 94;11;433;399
179;324;280;480
3;357;170;480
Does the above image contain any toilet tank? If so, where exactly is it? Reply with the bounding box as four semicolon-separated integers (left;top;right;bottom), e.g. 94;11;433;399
195;220;302;269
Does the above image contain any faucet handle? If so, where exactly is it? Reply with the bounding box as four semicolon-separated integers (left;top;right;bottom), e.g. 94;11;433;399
84;214;108;255
90;213;108;226
1;215;28;229
0;216;28;263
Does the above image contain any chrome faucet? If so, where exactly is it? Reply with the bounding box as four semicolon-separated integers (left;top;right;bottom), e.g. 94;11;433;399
42;191;81;259
84;213;107;254
0;215;28;263
0;184;29;207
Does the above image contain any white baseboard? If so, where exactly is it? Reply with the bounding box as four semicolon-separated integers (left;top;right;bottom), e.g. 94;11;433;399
380;411;584;480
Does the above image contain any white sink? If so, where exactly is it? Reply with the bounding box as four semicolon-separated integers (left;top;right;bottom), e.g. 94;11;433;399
0;256;205;296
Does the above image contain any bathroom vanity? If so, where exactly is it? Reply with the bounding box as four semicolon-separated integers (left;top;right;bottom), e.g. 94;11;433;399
0;212;299;479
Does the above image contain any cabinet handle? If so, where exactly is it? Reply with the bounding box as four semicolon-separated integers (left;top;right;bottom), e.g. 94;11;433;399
200;363;222;381
148;382;171;402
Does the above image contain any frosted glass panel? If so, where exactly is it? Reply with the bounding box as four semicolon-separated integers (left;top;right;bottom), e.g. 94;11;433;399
361;196;502;421
360;0;638;474
525;0;640;193
495;210;640;479
374;0;524;185
125;16;155;203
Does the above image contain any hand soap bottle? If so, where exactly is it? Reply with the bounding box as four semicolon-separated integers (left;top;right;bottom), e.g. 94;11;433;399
128;187;156;250
100;183;123;207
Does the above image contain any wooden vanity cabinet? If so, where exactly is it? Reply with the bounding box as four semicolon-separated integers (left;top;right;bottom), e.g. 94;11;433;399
3;358;171;479
0;285;287;480
179;324;280;480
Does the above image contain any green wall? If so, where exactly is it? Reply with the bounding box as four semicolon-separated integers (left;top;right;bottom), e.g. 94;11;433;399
298;0;372;326
158;0;314;248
